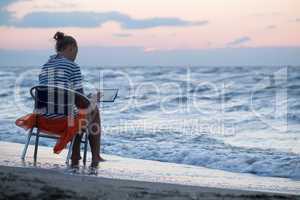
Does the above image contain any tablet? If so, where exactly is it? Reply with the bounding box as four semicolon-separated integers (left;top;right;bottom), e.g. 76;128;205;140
99;89;118;102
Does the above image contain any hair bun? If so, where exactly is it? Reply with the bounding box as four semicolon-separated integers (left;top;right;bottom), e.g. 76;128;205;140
53;31;64;41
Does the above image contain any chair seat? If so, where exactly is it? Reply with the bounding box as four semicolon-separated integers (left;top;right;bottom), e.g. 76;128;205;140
32;131;87;143
32;131;60;139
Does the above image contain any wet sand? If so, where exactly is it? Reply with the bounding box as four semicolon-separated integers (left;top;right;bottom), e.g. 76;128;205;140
2;165;300;200
0;141;299;200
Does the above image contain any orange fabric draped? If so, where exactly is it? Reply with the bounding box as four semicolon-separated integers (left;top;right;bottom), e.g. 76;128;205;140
15;111;87;154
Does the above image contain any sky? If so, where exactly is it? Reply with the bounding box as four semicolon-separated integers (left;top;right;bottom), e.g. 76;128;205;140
0;0;300;66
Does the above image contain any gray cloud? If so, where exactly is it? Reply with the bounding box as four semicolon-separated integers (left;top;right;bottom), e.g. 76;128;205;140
113;33;132;38
288;18;300;23
227;36;251;46
250;12;282;17
0;11;209;29
266;25;277;29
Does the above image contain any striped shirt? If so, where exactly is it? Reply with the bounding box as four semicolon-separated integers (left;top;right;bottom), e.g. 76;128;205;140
38;54;83;118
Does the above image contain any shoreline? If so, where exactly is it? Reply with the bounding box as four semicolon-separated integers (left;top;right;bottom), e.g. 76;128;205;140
0;141;299;199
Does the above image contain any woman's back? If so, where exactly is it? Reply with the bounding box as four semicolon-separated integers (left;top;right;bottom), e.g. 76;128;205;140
39;54;83;91
38;54;83;118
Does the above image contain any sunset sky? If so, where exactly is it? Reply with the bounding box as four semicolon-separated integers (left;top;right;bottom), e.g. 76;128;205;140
0;0;300;66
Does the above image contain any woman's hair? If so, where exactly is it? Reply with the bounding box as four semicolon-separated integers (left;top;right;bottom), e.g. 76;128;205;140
53;31;77;52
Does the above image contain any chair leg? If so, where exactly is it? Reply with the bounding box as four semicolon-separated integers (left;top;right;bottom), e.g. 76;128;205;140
66;136;75;165
21;128;33;160
83;133;88;166
33;128;40;163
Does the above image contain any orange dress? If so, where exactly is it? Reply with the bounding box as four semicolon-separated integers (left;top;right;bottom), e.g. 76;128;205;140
15;111;87;154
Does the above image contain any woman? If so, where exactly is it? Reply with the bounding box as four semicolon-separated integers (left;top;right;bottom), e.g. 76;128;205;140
39;31;103;170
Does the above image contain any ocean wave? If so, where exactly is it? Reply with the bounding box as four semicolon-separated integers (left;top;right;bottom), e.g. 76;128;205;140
288;84;300;90
132;101;161;112
103;132;300;179
225;105;250;112
167;96;189;104
287;113;300;123
189;85;211;93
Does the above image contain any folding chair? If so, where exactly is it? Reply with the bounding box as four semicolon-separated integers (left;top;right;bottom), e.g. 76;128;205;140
21;85;91;166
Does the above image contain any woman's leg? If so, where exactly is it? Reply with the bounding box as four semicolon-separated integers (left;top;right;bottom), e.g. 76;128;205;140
88;105;104;167
71;133;82;166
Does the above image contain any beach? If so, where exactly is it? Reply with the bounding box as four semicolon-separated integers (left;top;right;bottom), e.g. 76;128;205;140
0;142;299;200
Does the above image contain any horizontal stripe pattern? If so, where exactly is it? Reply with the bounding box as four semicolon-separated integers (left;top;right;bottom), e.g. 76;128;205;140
38;54;83;118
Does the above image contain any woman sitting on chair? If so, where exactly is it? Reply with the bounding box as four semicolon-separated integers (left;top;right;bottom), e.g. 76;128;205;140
38;31;104;169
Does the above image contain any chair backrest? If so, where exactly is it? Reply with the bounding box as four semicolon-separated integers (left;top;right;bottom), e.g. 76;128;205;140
30;85;91;116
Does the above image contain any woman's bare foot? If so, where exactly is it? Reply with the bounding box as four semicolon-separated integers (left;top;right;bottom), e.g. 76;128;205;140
99;155;105;162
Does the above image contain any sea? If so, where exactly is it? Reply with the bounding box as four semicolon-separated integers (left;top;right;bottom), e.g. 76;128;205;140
0;65;299;179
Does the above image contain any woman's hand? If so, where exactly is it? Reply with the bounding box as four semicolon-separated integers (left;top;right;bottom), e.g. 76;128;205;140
89;90;103;103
